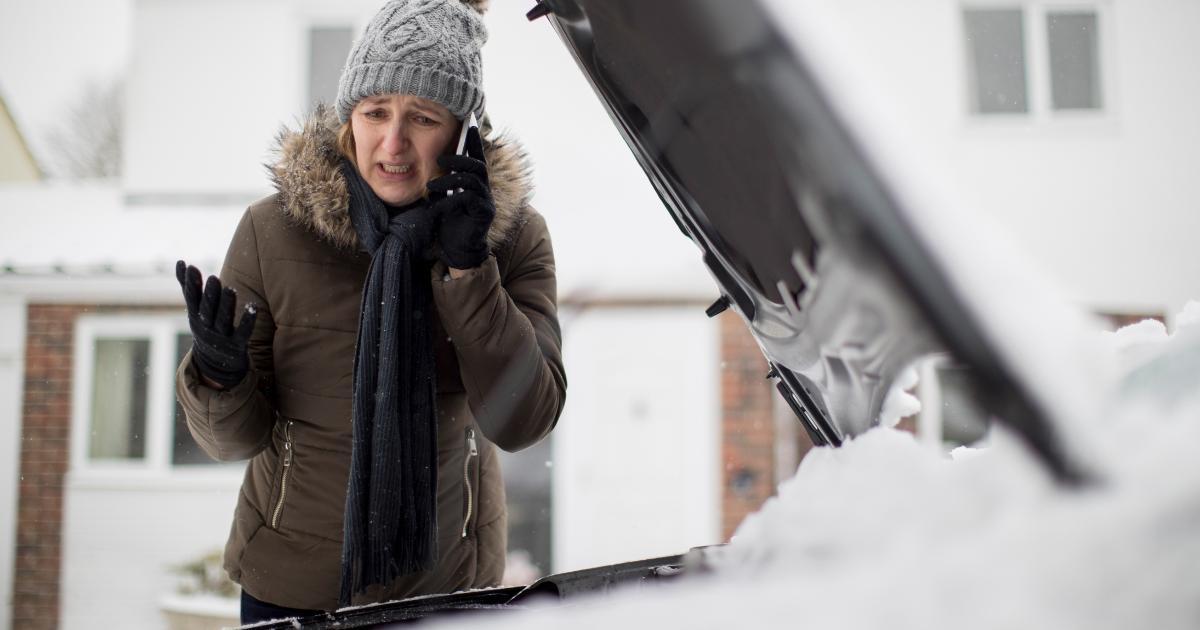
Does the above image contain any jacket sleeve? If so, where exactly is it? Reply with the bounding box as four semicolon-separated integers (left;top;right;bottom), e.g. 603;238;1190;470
175;206;278;461
431;210;567;452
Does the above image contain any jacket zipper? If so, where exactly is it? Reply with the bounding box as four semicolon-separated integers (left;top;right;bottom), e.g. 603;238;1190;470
461;427;478;539
271;420;294;529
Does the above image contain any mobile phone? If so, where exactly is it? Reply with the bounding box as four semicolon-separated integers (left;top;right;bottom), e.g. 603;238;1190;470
447;113;479;196
454;112;479;157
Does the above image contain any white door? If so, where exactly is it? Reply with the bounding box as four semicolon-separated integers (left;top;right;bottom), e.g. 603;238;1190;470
553;306;720;572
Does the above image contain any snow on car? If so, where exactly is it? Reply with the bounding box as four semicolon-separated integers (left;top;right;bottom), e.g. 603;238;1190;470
426;304;1200;629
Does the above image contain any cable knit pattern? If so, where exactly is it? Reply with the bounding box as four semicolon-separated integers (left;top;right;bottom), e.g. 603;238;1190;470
337;0;488;122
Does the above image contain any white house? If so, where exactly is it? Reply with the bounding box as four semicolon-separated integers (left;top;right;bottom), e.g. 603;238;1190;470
797;0;1200;323
1;1;1197;629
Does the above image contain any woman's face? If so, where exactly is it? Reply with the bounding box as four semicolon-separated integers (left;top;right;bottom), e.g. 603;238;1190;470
350;94;460;206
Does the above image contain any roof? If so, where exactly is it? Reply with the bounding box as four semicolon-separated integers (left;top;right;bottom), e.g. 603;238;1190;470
0;181;718;304
0;91;41;182
0;182;242;296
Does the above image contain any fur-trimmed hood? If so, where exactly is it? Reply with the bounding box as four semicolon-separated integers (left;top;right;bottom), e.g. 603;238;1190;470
268;104;534;252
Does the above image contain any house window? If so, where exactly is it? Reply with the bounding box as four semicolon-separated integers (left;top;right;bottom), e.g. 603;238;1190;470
497;437;554;582
964;8;1029;114
308;26;355;109
87;339;150;460
1047;11;1102;110
911;355;991;448
73;315;220;473
963;4;1105;117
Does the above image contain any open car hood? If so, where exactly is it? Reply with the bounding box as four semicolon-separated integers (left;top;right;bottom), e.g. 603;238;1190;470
530;0;1086;482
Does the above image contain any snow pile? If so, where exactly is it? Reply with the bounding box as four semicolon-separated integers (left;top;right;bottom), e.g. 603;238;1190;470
1103;302;1200;409
877;364;920;428
437;305;1200;630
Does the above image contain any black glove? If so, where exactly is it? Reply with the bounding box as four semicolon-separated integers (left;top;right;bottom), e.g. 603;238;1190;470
427;126;496;270
175;260;258;389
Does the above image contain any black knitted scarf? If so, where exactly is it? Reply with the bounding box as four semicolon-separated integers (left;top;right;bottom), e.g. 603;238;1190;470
339;160;439;607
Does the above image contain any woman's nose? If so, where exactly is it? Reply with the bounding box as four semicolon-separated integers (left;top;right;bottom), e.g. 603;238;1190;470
381;121;409;155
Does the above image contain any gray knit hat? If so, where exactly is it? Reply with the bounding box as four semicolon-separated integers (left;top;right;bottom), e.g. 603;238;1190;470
336;0;489;123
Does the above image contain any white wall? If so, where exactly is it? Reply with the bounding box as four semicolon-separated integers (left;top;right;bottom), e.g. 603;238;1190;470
0;296;26;630
124;0;298;195
788;0;1200;322
123;0;385;197
58;475;241;630
553;307;721;572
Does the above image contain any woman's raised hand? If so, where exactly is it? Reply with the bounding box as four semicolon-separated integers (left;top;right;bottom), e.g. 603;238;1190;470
427;126;496;270
175;260;258;389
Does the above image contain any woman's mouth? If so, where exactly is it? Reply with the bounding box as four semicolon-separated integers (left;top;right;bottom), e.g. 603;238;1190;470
380;163;413;175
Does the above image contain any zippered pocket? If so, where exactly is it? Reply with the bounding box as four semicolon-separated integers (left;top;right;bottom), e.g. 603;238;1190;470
271;420;295;530
461;426;479;539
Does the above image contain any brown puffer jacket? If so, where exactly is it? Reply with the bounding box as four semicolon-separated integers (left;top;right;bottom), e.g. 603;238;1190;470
175;106;566;611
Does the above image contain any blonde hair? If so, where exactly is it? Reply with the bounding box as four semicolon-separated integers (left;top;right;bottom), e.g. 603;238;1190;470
336;121;357;165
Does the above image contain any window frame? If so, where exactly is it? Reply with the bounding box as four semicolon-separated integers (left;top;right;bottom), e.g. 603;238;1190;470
70;313;241;482
960;0;1115;125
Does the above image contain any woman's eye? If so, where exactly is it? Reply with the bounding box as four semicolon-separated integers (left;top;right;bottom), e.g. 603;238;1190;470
413;115;436;126
364;109;386;120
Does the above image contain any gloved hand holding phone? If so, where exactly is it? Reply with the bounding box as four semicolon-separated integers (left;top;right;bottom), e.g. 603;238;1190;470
175;260;258;389
427;117;495;270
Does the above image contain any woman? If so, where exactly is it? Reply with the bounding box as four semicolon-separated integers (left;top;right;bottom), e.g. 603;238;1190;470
174;0;566;622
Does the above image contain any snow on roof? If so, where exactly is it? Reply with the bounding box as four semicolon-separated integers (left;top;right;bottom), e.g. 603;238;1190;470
0;181;250;279
0;180;717;303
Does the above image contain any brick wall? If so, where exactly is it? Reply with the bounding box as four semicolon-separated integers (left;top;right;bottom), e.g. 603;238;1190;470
15;304;174;629
718;312;779;541
16;304;83;629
